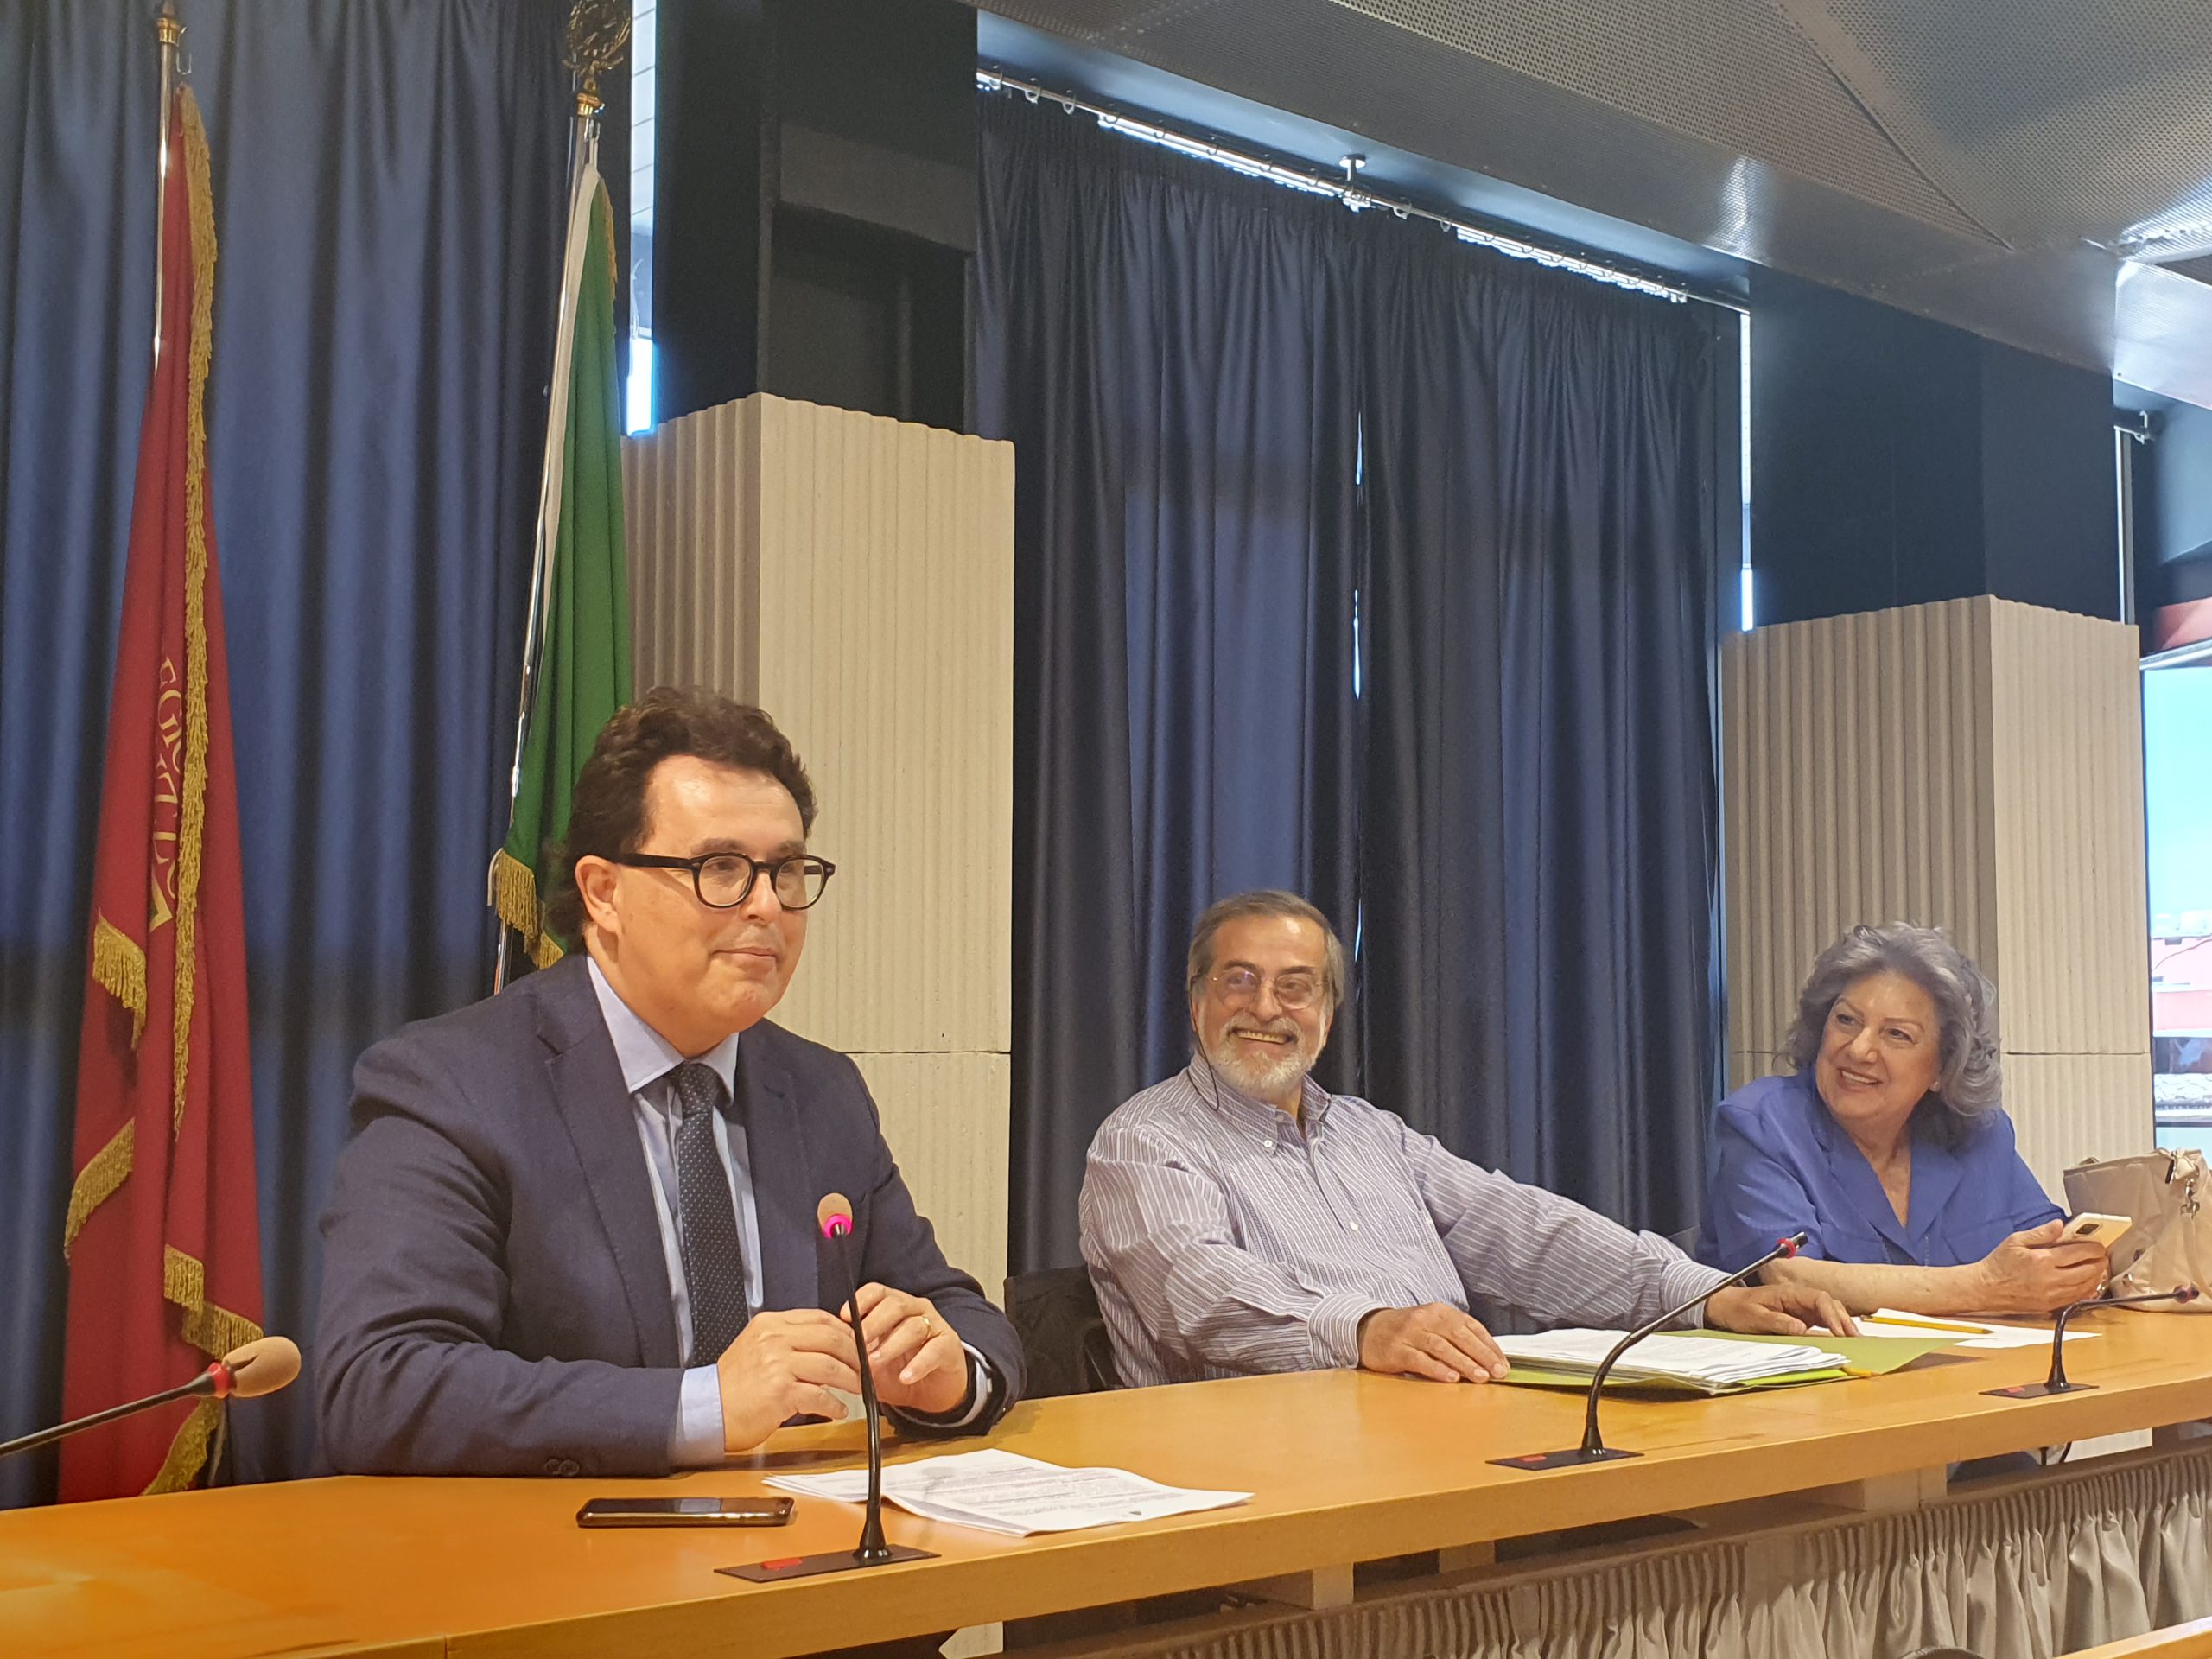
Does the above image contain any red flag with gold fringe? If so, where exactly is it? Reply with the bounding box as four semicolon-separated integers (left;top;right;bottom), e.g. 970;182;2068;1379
60;85;264;1502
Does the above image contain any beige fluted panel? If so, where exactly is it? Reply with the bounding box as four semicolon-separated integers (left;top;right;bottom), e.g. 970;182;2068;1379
1722;595;2151;1197
854;1053;1011;1296
623;395;1014;1286
1986;601;2152;1057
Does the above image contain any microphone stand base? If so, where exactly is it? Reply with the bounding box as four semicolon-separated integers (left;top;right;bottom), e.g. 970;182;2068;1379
1982;1381;2095;1400
1491;1446;1641;1471
721;1544;937;1583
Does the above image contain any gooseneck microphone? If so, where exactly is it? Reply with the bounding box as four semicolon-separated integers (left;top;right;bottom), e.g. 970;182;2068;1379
1495;1233;1808;1471
817;1192;893;1566
0;1335;301;1465
721;1198;938;1583
1982;1282;2200;1399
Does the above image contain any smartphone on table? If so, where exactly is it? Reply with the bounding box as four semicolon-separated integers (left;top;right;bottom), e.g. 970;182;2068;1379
576;1496;796;1529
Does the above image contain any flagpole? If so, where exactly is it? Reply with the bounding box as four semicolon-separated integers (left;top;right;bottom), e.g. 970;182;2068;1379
494;0;631;992
153;1;181;365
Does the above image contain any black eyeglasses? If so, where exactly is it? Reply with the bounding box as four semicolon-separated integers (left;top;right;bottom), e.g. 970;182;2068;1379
610;851;836;911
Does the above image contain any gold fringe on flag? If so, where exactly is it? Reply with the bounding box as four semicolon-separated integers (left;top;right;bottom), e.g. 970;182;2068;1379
62;1122;136;1258
492;847;567;969
144;1396;222;1496
168;87;219;1136
491;847;541;944
164;1244;263;1359
90;913;149;1046
149;1243;264;1494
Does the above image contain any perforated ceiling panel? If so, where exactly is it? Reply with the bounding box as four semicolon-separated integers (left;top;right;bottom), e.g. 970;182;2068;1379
1330;0;1989;240
978;0;1206;38
1811;0;2212;246
974;0;2212;406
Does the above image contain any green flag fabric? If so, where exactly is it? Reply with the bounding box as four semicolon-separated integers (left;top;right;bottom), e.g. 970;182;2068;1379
493;169;632;968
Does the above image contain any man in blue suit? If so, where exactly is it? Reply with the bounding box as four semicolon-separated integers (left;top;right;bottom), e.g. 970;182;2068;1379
315;690;1022;1476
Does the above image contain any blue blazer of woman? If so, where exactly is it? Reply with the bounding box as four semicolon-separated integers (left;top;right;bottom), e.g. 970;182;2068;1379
1694;1070;2062;1271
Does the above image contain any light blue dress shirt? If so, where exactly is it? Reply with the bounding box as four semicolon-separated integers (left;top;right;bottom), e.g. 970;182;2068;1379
586;962;988;1465
586;962;759;1464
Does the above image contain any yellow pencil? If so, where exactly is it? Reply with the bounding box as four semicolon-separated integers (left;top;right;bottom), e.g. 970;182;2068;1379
1863;1313;1989;1336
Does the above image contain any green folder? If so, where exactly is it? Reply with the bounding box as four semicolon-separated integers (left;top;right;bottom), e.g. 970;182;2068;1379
1498;1331;1956;1395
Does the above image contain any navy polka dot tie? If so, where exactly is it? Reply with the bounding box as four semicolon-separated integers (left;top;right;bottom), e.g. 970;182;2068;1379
670;1063;749;1365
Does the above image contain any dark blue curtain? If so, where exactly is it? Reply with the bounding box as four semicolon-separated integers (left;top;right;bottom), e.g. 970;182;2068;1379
1352;218;1726;1234
0;0;566;1506
976;93;1727;1274
974;98;1363;1274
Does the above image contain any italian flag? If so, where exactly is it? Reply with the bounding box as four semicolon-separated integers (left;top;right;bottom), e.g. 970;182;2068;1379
492;160;632;968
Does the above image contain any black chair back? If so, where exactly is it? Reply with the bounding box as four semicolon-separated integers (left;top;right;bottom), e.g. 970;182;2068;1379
1003;1266;1120;1397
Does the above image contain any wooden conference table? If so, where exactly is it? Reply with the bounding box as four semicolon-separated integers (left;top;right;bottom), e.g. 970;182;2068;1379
5;1313;2211;1658
2069;1619;2212;1659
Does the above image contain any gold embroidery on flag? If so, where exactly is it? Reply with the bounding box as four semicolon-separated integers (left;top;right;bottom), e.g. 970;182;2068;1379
150;657;184;933
91;912;149;1045
62;1122;136;1257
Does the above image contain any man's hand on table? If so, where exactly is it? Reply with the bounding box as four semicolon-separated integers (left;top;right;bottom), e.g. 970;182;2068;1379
715;1309;864;1452
1357;1303;1511;1382
1704;1282;1858;1338
851;1282;972;1415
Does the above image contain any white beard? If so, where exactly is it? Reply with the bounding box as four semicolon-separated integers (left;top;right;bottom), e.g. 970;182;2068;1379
1200;1026;1316;1101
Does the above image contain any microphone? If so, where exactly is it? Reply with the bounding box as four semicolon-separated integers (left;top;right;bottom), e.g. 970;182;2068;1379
0;1335;301;1465
1494;1233;1808;1472
1982;1283;2200;1399
817;1192;893;1566
721;1198;937;1583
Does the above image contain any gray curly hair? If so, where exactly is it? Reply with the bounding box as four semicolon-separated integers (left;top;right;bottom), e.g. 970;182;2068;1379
1782;922;2002;1132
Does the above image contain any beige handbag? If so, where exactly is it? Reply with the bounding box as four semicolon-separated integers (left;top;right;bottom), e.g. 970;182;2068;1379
2063;1149;2212;1310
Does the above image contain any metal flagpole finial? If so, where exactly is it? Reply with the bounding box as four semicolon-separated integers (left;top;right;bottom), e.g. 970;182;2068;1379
153;0;184;365
565;0;632;120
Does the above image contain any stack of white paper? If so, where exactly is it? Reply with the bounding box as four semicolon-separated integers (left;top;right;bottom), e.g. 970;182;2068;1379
1852;1310;2097;1350
1496;1329;1848;1393
766;1448;1250;1538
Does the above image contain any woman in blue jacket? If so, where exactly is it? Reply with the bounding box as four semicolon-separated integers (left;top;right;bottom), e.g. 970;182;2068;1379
1699;923;2107;1316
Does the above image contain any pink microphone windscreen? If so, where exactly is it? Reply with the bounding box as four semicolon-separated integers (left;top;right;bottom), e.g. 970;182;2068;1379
219;1336;302;1399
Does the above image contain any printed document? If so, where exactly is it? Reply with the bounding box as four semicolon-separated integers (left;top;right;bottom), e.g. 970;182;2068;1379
767;1448;1251;1538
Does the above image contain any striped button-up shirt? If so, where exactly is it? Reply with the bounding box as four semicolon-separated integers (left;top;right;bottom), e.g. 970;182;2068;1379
1080;1065;1727;1389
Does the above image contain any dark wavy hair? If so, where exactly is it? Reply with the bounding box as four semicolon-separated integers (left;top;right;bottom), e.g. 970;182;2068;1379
543;688;816;943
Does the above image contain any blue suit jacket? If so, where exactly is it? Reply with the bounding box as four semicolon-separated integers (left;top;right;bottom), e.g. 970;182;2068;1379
315;957;1022;1477
1694;1071;2062;1271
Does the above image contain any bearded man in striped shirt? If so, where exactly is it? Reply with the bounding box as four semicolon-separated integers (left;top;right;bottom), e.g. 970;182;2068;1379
1079;890;1851;1389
